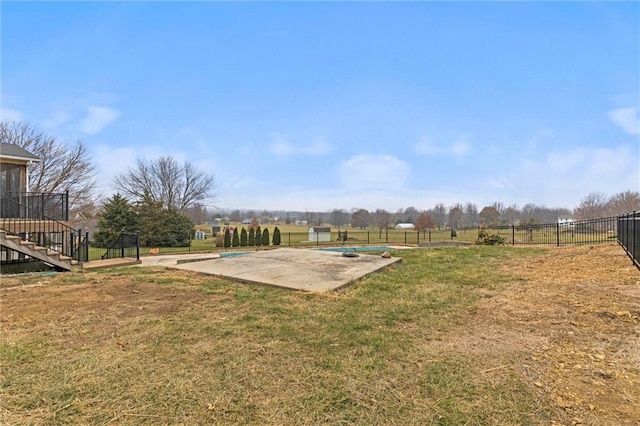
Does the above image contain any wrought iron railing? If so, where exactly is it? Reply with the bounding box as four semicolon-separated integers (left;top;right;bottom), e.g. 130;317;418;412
99;232;140;261
0;193;86;262
0;191;69;221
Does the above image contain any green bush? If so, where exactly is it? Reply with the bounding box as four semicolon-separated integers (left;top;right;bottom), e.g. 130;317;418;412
240;228;248;246
224;228;231;248
262;228;270;246
255;226;262;247
477;228;506;245
232;228;240;247
273;226;281;246
248;228;255;246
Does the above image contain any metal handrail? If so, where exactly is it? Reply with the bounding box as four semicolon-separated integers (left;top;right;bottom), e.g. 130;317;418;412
0;190;69;221
0;193;85;262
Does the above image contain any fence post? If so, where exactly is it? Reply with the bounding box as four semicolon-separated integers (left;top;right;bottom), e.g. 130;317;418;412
85;232;89;262
416;231;419;245
367;231;370;245
556;223;560;247
429;230;431;242
288;232;291;247
136;232;140;260
512;226;515;246
70;231;75;260
65;190;69;221
385;228;388;243
120;232;125;258
633;211;637;265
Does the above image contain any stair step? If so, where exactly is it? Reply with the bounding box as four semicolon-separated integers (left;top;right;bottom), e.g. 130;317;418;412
1;232;81;271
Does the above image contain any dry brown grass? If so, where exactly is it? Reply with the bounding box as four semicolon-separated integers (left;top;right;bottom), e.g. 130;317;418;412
1;244;638;425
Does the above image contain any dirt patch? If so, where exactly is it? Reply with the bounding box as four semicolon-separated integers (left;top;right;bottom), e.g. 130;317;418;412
0;270;224;352
440;244;640;424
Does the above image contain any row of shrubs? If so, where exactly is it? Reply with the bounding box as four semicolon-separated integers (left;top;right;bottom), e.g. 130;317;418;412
216;226;282;248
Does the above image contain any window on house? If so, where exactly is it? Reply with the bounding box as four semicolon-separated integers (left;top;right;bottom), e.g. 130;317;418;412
1;163;23;194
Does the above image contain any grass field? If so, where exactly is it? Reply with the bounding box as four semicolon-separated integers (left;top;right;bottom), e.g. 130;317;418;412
3;244;638;424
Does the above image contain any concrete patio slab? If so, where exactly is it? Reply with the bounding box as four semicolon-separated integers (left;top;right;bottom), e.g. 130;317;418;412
167;247;402;292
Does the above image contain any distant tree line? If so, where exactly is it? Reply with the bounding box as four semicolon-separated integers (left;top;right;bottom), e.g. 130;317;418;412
211;191;640;231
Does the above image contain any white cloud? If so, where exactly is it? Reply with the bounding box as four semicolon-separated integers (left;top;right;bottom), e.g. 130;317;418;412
42;110;72;129
414;139;440;155
451;136;472;156
303;136;332;155
0;108;23;122
503;144;639;208
80;106;121;134
545;149;586;174
337;154;410;190
607;107;640;135
414;134;472;157
268;134;333;158
486;176;513;190
268;137;294;157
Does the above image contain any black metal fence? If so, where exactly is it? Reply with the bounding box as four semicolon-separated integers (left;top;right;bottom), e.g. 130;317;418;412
474;216;618;246
0;191;69;221
91;232;140;261
1;192;88;262
618;211;639;269
255;219;618;248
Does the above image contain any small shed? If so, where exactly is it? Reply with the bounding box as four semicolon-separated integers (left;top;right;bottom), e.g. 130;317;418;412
308;226;331;242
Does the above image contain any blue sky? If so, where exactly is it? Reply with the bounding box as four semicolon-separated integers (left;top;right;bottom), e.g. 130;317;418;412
2;1;638;212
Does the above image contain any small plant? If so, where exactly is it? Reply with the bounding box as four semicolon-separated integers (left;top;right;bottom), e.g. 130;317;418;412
262;228;270;246
477;228;505;245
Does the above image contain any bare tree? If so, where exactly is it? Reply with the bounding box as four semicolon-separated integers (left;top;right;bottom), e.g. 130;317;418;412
479;205;500;226
574;192;608;220
463;202;478;227
113;156;215;212
448;204;463;228
184;202;208;225
329;209;349;227
351;208;370;229
606;191;640;216
503;204;520;225
415;212;435;231
373;209;393;237
0;121;97;211
432;203;447;229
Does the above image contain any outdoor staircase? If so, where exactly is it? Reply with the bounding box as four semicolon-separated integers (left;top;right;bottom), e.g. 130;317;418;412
0;230;80;272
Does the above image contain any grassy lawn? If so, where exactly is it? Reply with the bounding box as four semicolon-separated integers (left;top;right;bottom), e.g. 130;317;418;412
2;245;638;424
